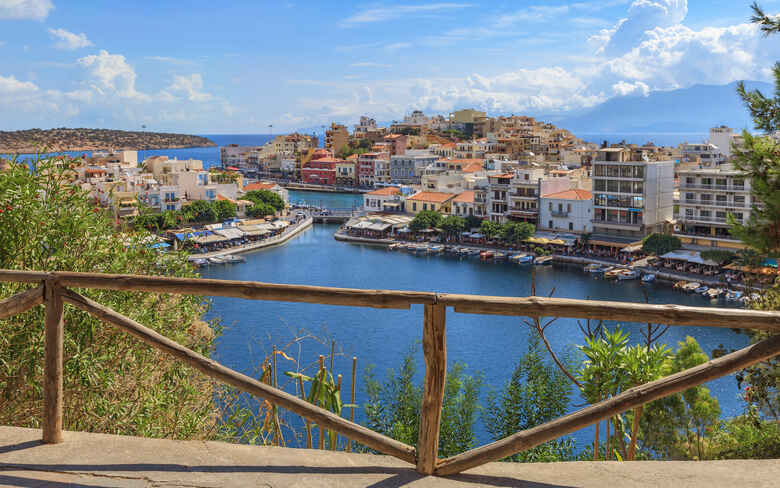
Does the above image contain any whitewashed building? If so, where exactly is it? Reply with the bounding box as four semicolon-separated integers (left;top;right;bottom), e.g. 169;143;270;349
539;189;593;233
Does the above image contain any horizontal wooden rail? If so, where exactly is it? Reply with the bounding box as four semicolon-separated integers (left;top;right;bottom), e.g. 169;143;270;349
60;288;416;464
434;331;780;475
0;270;435;310
438;293;780;331
0;285;44;319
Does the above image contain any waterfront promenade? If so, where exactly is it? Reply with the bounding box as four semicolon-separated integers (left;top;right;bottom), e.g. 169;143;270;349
187;216;313;261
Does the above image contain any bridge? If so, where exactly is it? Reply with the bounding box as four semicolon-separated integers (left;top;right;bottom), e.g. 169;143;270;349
309;207;364;224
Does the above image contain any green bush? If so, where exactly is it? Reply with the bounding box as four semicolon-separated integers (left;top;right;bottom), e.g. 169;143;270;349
0;155;218;439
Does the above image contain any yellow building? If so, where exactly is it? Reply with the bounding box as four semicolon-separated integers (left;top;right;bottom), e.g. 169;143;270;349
405;191;455;215
325;123;349;156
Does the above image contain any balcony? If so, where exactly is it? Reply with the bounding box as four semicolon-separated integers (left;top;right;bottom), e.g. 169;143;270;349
591;219;642;228
550;211;569;218
681;199;745;208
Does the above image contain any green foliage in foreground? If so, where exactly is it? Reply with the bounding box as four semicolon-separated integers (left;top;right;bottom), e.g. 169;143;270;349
360;345;482;457
0;155;218;439
484;334;575;462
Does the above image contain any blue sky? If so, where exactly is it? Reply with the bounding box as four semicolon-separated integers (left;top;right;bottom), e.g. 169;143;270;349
0;0;778;132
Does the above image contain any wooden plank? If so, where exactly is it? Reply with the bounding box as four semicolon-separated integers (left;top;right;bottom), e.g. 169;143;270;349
16;271;435;310
0;270;53;283
42;282;64;444
0;285;44;319
435;331;780;476
438;293;780;331
417;303;447;475
61;288;417;464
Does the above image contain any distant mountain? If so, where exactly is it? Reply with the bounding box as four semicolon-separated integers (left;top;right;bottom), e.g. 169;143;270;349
555;81;770;134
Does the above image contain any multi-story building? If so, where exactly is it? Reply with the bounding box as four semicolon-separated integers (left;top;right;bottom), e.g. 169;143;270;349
591;148;674;239
363;186;403;213
353;116;377;136
539;189;593;233
680;142;723;165
473;181;488;220
325;123;349;156
405;191;455;215
709;126;742;159
357;152;388;187
451;191;477;218
487;168;569;224
389;152;437;185
301;157;340;186
243;181;289;204
335;160;356;186
383;134;406;156
674;164;751;249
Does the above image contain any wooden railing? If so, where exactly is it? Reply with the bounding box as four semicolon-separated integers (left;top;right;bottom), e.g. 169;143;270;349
2;269;780;476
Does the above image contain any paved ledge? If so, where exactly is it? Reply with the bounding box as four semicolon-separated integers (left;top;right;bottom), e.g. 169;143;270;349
1;427;779;487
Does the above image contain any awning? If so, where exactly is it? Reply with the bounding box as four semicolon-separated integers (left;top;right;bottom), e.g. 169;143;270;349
175;230;210;241
193;234;228;244
367;222;392;231
214;228;245;240
589;240;630;248
620;243;643;253
148;242;170;249
526;237;550;245
660;250;718;266
269;220;290;230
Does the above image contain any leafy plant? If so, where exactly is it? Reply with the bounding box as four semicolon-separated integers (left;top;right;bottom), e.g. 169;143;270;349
641;233;681;256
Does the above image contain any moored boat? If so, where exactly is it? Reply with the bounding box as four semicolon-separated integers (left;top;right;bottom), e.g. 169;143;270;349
493;251;507;261
641;273;656;283
694;285;709;294
706;288;725;299
683;282;701;292
725;290;743;301
584;263;605;273
617;269;640;280
673;280;688;290
534;255;553;265
480;250;494;260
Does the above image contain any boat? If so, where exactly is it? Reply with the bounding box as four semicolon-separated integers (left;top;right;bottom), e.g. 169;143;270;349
682;282;701;292
584;263;605;273
192;258;209;267
388;243;401;250
514;254;533;264
694;285;709;294
480;250;494;260
604;268;622;279
725;290;744;301
429;245;444;254
617;269;640;280
493;251;507;261
223;255;245;264
673;280;688;290
706;288;725;299
534;255;553;265
641;273;656;283
744;292;762;304
208;256;226;265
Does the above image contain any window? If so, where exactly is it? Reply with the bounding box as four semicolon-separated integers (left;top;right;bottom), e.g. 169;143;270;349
549;202;553;211
549;220;553;229
567;204;572;212
700;210;711;218
569;222;573;231
413;203;417;211
686;177;695;185
685;208;694;218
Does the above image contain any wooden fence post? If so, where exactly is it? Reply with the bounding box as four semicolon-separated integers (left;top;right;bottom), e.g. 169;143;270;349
417;303;446;475
43;281;64;443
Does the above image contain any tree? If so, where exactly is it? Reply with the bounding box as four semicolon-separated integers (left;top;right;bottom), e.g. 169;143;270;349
640;337;721;460
213;199;237;221
484;333;575;462
441;215;466;237
728;2;780;423
0;155;216;439
502;221;535;244
641;233;681;256
361;346;482;457
186;200;218;223
409;210;442;232
479;220;502;240
246;202;276;218
464;215;483;230
244;189;285;211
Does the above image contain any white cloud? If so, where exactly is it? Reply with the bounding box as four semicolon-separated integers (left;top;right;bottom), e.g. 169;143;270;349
76;50;147;100
612;80;649;96
48;28;92;50
0;0;53;20
595;0;688;55
166;73;212;102
342;3;472;25
0;73;38;96
385;42;412;51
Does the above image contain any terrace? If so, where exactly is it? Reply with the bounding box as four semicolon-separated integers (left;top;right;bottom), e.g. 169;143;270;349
1;270;779;485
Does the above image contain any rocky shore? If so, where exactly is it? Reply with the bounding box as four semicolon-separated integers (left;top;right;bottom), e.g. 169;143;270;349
0;128;215;154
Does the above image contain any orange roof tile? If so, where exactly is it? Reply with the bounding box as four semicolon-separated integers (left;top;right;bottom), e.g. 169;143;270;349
244;182;277;191
366;187;401;196
407;191;456;203
461;162;484;173
542;189;592;200
453;191;475;203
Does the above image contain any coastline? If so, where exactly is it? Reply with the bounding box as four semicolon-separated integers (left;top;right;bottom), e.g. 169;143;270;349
334;231;749;291
188;216;313;261
282;182;368;194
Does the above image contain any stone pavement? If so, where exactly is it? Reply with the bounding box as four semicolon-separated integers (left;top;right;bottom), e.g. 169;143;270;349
1;426;779;487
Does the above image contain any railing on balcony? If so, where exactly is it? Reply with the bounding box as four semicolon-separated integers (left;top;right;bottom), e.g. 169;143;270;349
550;211;569;218
1;270;779;476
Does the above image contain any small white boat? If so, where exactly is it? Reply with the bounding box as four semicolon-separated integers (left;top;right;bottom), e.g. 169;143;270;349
683;282;701;292
604;268;621;279
534;256;553;265
208;256;226;265
695;285;709;294
516;254;533;264
223;255;245;264
706;288;725;299
584;263;605;273
617;269;640;280
192;258;208;267
641;273;656;283
725;290;744;301
429;245;444;254
388;243;401;250
493;251;507;261
673;280;688;290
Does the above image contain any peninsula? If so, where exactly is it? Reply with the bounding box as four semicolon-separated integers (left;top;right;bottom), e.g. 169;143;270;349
0;128;215;153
